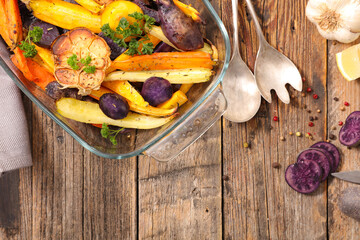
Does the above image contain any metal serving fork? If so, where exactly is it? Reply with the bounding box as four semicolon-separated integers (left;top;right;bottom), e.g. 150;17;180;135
245;0;302;104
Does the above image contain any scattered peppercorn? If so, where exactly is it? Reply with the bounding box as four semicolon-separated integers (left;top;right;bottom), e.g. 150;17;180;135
329;134;336;140
326;139;331;143
303;104;307;109
314;116;318;120
289;131;293;135
291;94;295;98
301;92;306;97
305;132;311;138
313;94;319;99
273;116;278;121
280;136;285;141
309;116;314;121
243;142;249;148
307;110;312;113
317;109;321;113
272;162;281;168
344;101;349;106
296;132;302;137
347;146;352;150
340;106;345;111
333;97;339;101
302;77;306;82
306;87;312;92
331;126;336;130
338;121;343;126
308;122;314;127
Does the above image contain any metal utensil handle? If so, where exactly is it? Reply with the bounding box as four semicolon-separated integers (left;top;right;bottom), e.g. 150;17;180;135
231;0;240;54
245;0;266;42
144;86;227;162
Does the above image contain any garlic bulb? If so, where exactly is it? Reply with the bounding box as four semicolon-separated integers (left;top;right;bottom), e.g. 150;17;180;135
306;0;360;43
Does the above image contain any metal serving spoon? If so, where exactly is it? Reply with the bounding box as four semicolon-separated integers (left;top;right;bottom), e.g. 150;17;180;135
245;0;302;104
222;0;261;123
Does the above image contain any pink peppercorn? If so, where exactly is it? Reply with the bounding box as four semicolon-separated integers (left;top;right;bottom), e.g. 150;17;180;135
338;121;343;126
273;116;278;121
344;102;349;106
308;122;314;127
313;94;319;99
307;87;312;92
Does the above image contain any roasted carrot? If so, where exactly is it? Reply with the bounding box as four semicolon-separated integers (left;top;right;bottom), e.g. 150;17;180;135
107;34;161;73
158;90;188;109
26;58;56;90
0;0;11;47
5;0;23;49
102;80;149;107
90;87;177;117
92;124;103;128
12;48;36;81
173;0;201;22
111;52;215;71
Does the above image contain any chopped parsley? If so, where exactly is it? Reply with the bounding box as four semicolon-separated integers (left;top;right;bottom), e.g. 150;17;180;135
100;123;124;145
18;26;43;58
67;54;96;74
100;12;156;56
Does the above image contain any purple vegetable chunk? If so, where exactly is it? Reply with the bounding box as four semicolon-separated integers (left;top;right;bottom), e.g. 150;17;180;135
99;93;129;120
141;77;173;106
311;141;341;172
309;147;336;173
297;148;331;181
339;111;360;147
45;81;66;100
157;0;204;51
285;159;322;194
98;32;126;60
30;19;60;48
154;41;176;52
132;0;160;23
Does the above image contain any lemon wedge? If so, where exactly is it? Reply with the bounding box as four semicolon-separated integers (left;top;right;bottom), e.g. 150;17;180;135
336;44;360;81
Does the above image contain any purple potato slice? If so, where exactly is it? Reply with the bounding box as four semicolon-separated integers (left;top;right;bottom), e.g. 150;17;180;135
285;159;322;194
157;0;204;51
308;147;336;173
339;111;360;147
297;148;331;181
99;93;129;119
311;141;341;172
141;77;173;106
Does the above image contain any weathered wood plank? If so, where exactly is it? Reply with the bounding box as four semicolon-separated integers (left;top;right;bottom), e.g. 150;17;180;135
0;171;20;230
222;0;328;239
138;122;222;239
327;39;360;239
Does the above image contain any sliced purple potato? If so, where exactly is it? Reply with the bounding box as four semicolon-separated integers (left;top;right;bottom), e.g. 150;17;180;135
297;148;331;181
30;19;60;48
157;0;204;51
339;111;360;147
285;159;322;194
311;141;341;172
309;147;336;173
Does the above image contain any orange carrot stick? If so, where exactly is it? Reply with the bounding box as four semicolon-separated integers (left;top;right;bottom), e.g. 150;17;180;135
26;59;56;90
12;48;36;81
5;0;23;49
0;0;11;47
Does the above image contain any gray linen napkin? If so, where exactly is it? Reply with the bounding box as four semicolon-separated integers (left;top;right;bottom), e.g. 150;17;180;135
0;66;32;176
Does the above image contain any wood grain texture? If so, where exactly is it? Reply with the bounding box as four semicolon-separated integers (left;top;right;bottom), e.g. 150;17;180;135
138;123;222;240
327;39;360;240
222;0;328;239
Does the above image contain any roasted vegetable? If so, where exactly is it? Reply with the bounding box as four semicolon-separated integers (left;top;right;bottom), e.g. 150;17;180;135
158;90;187;109
56;98;176;129
29;0;102;33
99;93;130;119
132;0;160;23
179;83;193;93
90;87;178;117
74;0;104;14
154;41;175;52
52;28;111;95
102;80;148;107
111;51;215;71
339;111;360;147
30;19;60;48
34;45;55;71
173;0;201;22
98;32;126;60
0;0;12;47
105;68;213;84
6;0;23;49
157;0;203;51
45;81;66;100
141;77;173;106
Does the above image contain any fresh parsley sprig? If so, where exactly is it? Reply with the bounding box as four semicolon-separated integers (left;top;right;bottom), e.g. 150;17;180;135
18;26;43;58
100;12;156;56
100;123;125;145
67;54;96;74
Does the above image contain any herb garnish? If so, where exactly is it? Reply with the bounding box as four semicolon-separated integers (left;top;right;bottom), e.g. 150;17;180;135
100;12;156;56
18;26;43;58
100;123;125;145
67;54;96;74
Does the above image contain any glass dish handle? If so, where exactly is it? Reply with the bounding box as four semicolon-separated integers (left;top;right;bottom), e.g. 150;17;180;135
144;86;227;162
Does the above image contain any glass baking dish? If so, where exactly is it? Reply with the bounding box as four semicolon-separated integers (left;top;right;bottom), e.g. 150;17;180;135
0;0;230;161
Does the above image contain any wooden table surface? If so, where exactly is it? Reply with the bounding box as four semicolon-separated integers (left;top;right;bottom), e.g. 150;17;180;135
1;0;360;239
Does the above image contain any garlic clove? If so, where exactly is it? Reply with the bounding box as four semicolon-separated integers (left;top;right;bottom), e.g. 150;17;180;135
317;25;360;43
339;2;360;32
